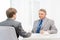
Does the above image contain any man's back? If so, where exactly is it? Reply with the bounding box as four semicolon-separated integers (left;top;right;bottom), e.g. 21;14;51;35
0;8;31;38
0;18;21;38
0;18;31;38
0;18;21;28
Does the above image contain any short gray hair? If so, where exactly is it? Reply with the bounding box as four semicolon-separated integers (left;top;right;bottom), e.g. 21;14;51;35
39;9;46;14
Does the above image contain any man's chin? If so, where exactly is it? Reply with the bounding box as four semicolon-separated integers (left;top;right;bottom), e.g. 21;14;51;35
40;18;43;19
40;17;45;19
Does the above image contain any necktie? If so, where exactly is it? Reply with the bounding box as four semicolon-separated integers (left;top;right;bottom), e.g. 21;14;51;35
36;20;43;33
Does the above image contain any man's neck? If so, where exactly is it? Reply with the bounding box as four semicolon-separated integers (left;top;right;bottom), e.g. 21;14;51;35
9;18;15;20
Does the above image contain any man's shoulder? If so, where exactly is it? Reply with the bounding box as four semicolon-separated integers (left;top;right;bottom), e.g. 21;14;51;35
13;20;21;24
46;18;54;23
0;20;21;25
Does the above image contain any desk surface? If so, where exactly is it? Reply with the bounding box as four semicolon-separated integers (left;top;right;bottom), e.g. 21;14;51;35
22;33;60;40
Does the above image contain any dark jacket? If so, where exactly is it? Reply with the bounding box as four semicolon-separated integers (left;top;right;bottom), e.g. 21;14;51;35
0;18;30;38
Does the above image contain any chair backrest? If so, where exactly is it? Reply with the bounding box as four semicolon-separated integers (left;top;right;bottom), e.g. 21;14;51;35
0;26;18;40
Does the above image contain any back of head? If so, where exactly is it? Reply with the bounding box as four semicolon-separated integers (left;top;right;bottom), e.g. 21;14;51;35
6;8;17;18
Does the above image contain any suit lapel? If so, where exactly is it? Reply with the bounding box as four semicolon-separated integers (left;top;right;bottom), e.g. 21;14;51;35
35;18;48;32
41;18;48;29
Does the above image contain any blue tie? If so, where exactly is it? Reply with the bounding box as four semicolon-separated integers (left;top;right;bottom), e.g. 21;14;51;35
36;20;43;33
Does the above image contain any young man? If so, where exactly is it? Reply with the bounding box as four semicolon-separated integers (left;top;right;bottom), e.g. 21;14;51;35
0;8;31;38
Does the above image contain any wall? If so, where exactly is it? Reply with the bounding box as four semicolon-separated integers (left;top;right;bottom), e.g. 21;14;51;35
0;0;60;33
0;0;10;22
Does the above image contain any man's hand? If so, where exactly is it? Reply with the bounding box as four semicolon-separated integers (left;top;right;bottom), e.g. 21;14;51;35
40;30;49;35
27;32;31;37
40;30;45;34
23;32;31;38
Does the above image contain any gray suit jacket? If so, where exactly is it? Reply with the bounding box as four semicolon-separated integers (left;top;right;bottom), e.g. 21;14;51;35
32;17;57;34
0;18;30;38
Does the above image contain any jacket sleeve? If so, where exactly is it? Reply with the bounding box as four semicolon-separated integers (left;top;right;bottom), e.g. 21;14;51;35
48;21;58;34
17;23;31;38
32;21;36;33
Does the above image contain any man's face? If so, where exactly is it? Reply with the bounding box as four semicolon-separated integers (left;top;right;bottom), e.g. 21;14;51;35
39;11;46;19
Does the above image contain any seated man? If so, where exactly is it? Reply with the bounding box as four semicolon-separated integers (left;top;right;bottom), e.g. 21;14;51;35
0;8;31;38
32;9;57;34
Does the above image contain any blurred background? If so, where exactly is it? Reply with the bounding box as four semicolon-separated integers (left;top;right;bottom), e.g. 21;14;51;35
0;0;60;34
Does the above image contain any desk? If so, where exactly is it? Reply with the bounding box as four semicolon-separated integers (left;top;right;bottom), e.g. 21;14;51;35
22;33;60;40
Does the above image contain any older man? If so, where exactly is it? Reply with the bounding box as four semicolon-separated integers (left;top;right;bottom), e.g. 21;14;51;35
32;9;57;34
